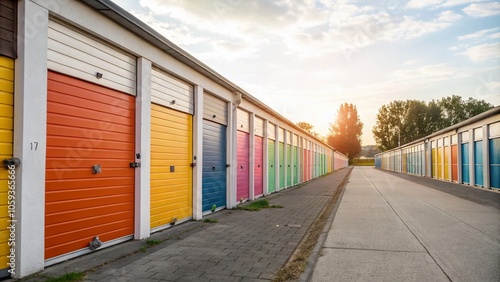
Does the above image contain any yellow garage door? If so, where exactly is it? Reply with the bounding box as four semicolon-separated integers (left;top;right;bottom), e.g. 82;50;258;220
151;104;192;230
0;56;13;270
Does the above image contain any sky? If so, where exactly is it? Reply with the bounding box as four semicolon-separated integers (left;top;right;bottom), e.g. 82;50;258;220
111;0;500;145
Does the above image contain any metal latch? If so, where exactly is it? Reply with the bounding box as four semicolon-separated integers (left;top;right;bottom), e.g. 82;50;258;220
3;158;21;170
92;164;102;174
130;162;141;168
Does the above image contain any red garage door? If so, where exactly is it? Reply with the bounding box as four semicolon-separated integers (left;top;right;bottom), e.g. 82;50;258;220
45;71;135;260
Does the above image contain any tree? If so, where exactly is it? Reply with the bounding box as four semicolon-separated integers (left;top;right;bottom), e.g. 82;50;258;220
372;100;408;151
372;95;494;151
437;95;492;127
296;121;319;138
327;103;363;162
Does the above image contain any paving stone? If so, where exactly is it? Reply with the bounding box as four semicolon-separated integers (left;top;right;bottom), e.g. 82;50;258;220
201;273;243;282
240;278;272;282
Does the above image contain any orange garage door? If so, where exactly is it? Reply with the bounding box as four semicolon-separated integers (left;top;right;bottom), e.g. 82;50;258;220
45;71;135;260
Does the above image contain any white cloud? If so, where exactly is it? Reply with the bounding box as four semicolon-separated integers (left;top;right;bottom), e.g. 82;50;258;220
462;42;500;62
406;0;444;9
463;2;500;17
381;16;451;41
390;64;459;83
438;10;462;21
405;59;418;65
129;11;208;47
440;0;488;7
406;0;486;9
123;0;467;62
458;27;500;40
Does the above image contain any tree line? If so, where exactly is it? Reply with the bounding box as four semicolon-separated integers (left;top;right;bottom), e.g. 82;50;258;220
372;95;493;151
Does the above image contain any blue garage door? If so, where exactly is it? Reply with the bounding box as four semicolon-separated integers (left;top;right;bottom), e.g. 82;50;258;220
461;143;470;184
474;141;483;187
490;138;500;189
202;120;227;212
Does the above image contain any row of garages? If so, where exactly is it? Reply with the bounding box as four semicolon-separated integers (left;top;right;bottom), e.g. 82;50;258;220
375;107;500;190
0;0;348;278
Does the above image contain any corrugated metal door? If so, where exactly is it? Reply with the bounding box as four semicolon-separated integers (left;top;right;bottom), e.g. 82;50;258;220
202;120;227;211
202;93;228;212
302;144;307;180
150;68;193;230
279;128;285;189
237;131;250;201
286;141;292;187
314;148;318;178
150;105;192;229
431;141;437;178
490;138;500;189
461;143;470;184
254;136;264;197
451;145;458;182
402;151;407;173
279;142;285;189
437;141;443;179
474;141;483;186
237;109;250;201
254;117;264;197
307;143;311;180
45;71;135;260
490;123;500;189
268;139;276;193
444;146;450;180
294;146;299;184
0;55;14;270
268;123;276;193
473;128;483;186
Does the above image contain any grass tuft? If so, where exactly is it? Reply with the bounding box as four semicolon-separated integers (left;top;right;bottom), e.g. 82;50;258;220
146;239;162;247
203;218;218;223
45;272;85;282
237;199;283;211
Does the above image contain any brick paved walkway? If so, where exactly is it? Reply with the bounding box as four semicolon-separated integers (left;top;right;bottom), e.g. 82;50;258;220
21;167;351;282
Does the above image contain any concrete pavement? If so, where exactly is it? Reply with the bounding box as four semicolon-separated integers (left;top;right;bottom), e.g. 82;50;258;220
310;167;500;282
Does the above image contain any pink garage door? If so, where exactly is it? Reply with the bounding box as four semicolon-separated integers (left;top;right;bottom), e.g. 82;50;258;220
237;131;250;201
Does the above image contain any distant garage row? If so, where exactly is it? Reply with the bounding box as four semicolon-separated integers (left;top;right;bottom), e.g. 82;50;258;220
375;107;500;190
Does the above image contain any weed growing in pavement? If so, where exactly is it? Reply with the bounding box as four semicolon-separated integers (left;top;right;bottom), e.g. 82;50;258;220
146;239;162;247
237;199;283;211
45;272;85;282
203;218;218;223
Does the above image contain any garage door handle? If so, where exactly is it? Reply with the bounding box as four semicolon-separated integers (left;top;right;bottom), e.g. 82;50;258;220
212;166;215;171
258;164;260;168
240;165;243;169
271;165;273;168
